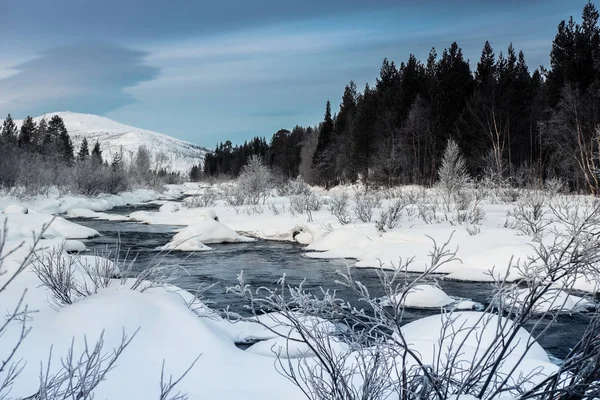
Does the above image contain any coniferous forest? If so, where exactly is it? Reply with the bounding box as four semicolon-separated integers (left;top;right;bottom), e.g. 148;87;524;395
202;2;600;194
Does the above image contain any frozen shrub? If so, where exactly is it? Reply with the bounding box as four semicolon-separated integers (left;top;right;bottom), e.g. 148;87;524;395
376;198;407;232
237;155;273;205
354;191;382;222
223;184;246;207
267;201;286;215
278;176;312;197
506;193;550;239
290;190;321;222
328;193;352;225
184;187;218;208
545;177;566;196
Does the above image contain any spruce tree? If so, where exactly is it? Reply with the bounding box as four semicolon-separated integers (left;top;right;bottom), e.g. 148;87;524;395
78;138;90;161
60;130;74;164
111;149;123;171
312;100;336;187
36;118;49;154
91;141;103;164
19;116;36;148
1;114;18;144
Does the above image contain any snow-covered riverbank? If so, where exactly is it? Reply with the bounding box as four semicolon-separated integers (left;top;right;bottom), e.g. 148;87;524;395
0;182;596;399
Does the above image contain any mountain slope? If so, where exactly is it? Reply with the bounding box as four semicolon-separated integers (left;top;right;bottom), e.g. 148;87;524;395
21;112;208;174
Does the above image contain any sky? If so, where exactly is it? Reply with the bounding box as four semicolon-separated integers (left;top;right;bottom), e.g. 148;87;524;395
0;0;588;147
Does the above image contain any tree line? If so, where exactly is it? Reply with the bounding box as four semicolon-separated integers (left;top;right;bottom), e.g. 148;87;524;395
200;2;600;194
0;114;181;196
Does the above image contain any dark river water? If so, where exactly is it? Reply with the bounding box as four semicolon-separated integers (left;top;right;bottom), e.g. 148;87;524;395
70;202;593;360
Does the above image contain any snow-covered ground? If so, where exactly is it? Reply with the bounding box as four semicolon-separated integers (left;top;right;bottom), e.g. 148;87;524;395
16;112;209;174
0;182;596;398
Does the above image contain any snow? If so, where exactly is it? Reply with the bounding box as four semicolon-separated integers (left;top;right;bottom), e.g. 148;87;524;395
382;284;455;308
2;204;28;214
3;288;304;399
17;112;209;174
506;288;594;313
162;219;254;251
66;207;130;221
1;183;597;398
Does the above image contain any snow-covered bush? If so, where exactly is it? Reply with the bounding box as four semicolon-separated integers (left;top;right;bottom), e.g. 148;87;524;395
237;155;273;205
545;177;566;196
353;190;382;222
184;187;219;208
506;192;550;239
290;190;321;222
223;184;246;207
376;198;407;232
278;176;312;197
328;193;352;225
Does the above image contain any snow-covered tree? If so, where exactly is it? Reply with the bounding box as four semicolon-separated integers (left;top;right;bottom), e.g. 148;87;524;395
238;155;273;205
438;138;470;193
78;138;90;161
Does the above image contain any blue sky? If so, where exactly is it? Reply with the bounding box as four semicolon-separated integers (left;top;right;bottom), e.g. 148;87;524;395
0;0;587;146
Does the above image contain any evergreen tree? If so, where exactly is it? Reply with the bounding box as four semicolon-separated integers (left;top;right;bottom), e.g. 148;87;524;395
78;138;90;161
18;116;36;148
312;100;336;187
91;141;103;164
111;149;124;171
36;118;49;154
1;114;18;144
60;131;74;164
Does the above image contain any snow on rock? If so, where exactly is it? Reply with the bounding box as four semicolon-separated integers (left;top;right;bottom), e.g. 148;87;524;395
244;312;346;358
64;239;86;252
506;288;594;314
3;204;28;214
160;236;213;251
160;219;254;251
129;207;219;225
66;208;130;221
382;284;455;308
401;311;551;363
1;211;99;240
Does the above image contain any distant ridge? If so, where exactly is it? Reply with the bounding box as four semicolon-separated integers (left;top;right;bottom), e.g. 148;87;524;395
18;112;208;174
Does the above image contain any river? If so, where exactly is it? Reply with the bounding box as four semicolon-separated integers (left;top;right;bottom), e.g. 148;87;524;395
69;202;593;360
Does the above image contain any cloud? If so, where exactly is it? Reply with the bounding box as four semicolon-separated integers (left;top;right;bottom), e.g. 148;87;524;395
0;43;159;117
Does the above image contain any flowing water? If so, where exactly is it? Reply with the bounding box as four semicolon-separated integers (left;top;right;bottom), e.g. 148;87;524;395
70;202;593;359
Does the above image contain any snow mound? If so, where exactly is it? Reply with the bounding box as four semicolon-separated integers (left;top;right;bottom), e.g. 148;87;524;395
401;311;550;363
5;289;301;399
66;208;130;221
160;219;254;250
506;288;594;314
382;284;455;308
3;204;28;214
1;211;99;240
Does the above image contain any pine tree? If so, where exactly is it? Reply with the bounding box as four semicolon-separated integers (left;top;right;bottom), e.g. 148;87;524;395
91;141;103;165
18;116;36;148
475;41;496;88
36;118;49;154
312;100;336;187
111;149;124;171
60;130;74;164
78;138;90;161
1;114;18;144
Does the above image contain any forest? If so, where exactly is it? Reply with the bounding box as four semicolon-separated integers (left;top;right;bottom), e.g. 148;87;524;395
202;2;600;194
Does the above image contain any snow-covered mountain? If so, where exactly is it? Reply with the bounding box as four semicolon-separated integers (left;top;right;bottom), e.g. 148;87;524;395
20;112;209;174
